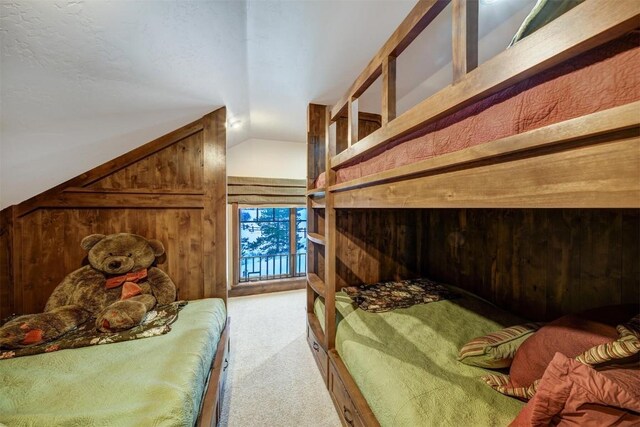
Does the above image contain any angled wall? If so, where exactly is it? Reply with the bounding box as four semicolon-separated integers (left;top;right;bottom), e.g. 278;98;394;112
0;108;227;318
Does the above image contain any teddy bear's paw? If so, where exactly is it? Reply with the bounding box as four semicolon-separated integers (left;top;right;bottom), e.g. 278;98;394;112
96;300;147;333
0;323;45;348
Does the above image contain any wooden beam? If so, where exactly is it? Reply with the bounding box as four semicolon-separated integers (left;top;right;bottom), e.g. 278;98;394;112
62;187;205;195
14;119;204;215
228;186;305;196
348;98;359;146
227;176;305;187
330;0;450;120
308;104;328;189
381;56;397;125
202;107;227;301
333;136;640;209
16;193;204;215
331;0;640;169
330;102;640;193
323;105;337;351
227;195;306;205
452;0;479;83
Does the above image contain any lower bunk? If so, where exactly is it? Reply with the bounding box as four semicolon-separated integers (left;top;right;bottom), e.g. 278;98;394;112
0;298;229;427
313;289;639;426
314;289;526;426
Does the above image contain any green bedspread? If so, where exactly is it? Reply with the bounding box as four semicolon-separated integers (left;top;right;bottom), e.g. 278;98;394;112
315;289;526;427
0;298;226;427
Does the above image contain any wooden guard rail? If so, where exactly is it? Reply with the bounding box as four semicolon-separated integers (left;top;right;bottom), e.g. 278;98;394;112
328;0;640;170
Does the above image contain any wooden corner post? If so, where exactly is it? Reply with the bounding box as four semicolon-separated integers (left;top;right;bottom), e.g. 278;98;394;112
203;107;228;302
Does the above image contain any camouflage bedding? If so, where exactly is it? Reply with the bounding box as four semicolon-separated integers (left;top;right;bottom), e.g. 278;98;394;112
342;278;458;313
0;301;186;359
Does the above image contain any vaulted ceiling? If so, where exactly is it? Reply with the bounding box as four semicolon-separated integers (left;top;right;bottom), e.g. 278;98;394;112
0;0;534;208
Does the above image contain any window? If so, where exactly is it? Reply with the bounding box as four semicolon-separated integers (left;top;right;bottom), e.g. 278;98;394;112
238;207;307;283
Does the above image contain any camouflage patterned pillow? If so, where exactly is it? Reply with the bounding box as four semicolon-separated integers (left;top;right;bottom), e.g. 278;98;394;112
342;278;458;313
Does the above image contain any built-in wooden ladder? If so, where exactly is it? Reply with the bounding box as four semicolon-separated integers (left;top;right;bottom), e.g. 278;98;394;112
305;104;336;387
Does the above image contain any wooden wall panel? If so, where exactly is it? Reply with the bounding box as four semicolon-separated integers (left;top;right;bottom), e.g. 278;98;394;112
0;208;15;319
0;109;226;318
334;208;639;321
15;208;205;313
89;132;204;191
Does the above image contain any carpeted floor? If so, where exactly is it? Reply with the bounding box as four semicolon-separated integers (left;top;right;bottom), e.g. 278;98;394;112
218;289;341;427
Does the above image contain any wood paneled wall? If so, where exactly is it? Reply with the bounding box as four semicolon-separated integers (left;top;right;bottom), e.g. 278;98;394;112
0;109;227;318
335;208;639;321
335;112;382;155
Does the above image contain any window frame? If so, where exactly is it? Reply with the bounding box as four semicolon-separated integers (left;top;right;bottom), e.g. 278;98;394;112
231;203;307;287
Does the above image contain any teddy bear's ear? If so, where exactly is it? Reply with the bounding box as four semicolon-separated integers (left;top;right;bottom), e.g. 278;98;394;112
148;239;165;257
81;234;106;251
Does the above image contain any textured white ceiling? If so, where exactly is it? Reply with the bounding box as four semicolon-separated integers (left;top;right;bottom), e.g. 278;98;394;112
0;0;415;207
0;0;533;208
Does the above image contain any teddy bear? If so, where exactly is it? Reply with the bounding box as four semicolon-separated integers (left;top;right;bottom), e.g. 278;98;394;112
0;233;176;349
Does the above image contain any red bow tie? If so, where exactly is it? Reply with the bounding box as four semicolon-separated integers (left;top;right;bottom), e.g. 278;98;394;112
105;269;148;289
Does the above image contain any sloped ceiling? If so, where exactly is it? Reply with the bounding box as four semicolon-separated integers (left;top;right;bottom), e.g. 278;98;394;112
0;0;534;209
0;0;415;208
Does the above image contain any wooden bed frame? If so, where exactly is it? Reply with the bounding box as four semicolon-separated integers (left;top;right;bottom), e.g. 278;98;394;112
0;108;230;426
305;1;640;426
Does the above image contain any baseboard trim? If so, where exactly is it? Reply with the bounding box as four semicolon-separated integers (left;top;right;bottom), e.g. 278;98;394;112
229;277;306;297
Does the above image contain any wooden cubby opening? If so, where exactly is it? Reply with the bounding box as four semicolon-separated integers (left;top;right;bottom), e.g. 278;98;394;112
335;208;640;321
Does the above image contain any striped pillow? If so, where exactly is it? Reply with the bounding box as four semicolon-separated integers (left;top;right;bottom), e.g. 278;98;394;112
576;315;640;365
484;315;640;401
458;323;544;368
482;373;539;400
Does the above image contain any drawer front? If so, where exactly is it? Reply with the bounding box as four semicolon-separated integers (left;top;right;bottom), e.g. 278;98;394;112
307;321;328;380
329;362;365;427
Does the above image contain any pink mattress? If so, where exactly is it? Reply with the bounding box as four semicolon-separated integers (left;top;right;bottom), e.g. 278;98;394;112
315;32;640;188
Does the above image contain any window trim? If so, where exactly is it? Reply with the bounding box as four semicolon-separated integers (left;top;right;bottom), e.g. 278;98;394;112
231;203;307;287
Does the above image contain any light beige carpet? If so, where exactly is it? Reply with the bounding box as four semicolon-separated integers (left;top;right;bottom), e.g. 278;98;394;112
219;289;341;427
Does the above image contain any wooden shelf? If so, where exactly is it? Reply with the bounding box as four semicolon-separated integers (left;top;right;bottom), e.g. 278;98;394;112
310;198;326;209
306;187;326;196
307;232;326;246
307;273;326;297
307;312;326;350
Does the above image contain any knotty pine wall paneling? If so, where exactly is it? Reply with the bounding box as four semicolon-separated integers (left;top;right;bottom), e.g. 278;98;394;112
334;208;639;321
0;109;227;318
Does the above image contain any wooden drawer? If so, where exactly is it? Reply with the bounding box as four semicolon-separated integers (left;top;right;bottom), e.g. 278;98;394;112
306;319;328;381
329;362;365;427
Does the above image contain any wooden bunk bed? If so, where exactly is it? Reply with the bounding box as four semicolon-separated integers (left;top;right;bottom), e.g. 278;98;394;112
305;0;640;425
0;109;229;427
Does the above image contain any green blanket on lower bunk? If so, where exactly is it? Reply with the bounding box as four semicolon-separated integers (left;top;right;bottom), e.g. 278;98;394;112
315;289;526;427
0;298;227;427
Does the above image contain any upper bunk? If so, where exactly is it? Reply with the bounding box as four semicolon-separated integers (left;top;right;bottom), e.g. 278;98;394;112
308;0;640;209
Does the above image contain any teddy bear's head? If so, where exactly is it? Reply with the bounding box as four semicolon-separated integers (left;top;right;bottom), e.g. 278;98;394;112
81;233;165;275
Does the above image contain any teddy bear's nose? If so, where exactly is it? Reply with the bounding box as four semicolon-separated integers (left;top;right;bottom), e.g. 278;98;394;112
109;260;122;269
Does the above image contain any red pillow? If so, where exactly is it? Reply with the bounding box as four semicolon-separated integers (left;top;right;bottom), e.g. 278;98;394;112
510;352;640;427
509;314;618;388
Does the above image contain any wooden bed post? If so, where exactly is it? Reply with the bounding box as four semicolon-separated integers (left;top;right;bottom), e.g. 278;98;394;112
324;105;337;351
452;0;479;84
203;107;228;303
382;56;397;126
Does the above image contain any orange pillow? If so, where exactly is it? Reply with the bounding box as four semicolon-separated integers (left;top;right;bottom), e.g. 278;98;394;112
510;352;640;427
509;314;618;388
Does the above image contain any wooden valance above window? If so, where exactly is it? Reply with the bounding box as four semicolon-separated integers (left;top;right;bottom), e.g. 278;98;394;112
227;176;306;205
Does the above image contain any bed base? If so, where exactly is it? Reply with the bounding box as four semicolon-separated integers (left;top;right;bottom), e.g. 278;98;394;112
327;350;379;427
197;317;230;427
